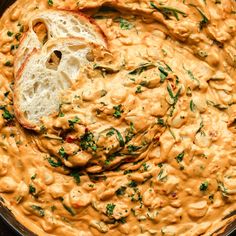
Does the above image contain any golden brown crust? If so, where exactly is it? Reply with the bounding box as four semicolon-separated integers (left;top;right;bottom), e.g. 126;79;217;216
13;31;30;77
55;8;109;48
14;9;108;77
13;48;39;131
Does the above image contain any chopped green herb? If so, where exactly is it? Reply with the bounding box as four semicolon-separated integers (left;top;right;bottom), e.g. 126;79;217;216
183;66;200;85
125;122;135;143
115;17;133;30
15;33;22;41
106;129;115;137
0;106;14;121
157;117;166;127
129;63;155;75
80;131;97;151
112;128;125;147
196;120;205;135
135;85;142;94
58;104;65;117
142;163;149;171
158;169;167;181
118;217;126;224
140;81;149;87
167;84;182;116
167;84;175;99
186;87;192;96
150;2;187;21
7;31;13;37
196;7;209;30
3;110;14;121
31;174;37;180
116;186;127;196
169;128;176;140
191;5;209;29
176;152;184;163
159;66;168;83
4;91;10;97
58;147;69;159
113;104;124;118
218;182;228;197
209;194;214;203
158;163;163;168
100;89;107;97
106;203;116;216
47;156;62;167
10;45;15;51
48;0;53;6
59;112;65;117
31;205;45;217
206;100;228;110
165;63;173;72
4;61;12;67
104;158;112;166
40;125;46;133
128;180;138;188
29;184;36;195
190;100;196;112
167;84;181;103
19;25;24;33
124;170;132;175
127;145;141;153
68;116;80;129
62;203;76;216
70;172;80;184
200;181;208;191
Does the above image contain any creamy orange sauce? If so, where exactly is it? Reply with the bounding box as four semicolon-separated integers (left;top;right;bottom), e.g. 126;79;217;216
1;0;236;235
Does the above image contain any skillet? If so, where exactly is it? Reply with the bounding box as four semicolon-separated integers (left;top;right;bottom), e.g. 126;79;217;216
0;1;235;235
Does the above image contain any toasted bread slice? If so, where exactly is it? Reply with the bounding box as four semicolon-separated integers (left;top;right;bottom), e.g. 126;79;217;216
14;9;107;76
14;38;102;130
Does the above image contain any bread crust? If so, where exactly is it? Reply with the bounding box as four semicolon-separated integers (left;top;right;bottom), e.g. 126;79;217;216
13;9;108;131
55;9;108;47
14;49;39;130
14;9;108;77
14;37;105;131
14;31;37;77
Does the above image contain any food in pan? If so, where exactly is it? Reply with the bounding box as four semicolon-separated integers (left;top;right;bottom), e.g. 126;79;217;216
0;0;236;235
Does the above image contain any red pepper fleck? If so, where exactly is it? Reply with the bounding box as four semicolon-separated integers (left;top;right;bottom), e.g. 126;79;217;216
171;83;176;90
66;136;76;143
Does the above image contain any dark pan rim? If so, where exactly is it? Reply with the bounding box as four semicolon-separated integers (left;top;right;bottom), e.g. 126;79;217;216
0;0;236;236
0;198;36;236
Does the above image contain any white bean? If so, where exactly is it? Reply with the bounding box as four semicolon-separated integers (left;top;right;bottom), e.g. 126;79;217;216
0;176;17;193
187;201;208;218
0;155;9;176
90;220;109;233
69;187;91;208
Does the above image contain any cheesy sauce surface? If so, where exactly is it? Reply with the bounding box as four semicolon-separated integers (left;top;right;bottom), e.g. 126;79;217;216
1;0;236;235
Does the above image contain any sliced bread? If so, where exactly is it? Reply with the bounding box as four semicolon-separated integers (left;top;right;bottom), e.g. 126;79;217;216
14;9;107;76
14;37;103;130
